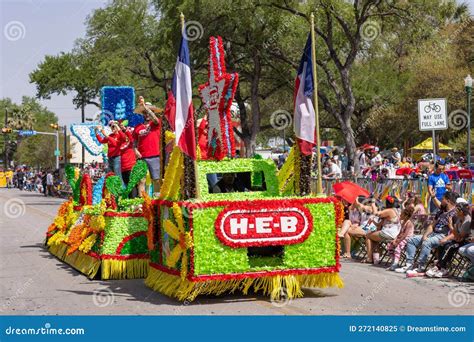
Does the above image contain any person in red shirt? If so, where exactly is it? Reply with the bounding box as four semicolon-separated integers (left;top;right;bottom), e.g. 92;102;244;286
95;121;125;183
133;96;161;196
118;121;137;198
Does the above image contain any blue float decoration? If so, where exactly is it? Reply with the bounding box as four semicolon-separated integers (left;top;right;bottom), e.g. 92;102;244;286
92;176;106;205
101;86;137;126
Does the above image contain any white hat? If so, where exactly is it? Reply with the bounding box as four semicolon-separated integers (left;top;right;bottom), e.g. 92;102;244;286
456;198;468;204
374;147;379;152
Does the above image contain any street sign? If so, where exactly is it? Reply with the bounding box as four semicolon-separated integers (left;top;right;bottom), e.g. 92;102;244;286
54;149;60;156
18;130;37;136
418;98;448;131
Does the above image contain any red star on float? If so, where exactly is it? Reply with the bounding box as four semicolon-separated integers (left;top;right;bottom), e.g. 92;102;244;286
198;36;239;160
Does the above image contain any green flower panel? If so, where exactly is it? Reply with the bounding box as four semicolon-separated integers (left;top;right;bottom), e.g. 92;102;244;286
102;216;148;255
284;203;337;268
192;206;248;275
192;202;337;276
120;234;148;255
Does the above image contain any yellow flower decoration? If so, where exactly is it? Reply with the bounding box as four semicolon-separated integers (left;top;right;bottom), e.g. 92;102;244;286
159;147;184;200
165;130;176;144
164;203;193;280
89;215;105;232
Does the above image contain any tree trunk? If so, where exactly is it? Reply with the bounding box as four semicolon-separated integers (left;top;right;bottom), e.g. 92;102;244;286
340;118;358;176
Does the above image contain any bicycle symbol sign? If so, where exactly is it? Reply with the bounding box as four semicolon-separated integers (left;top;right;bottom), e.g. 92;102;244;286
418;98;447;131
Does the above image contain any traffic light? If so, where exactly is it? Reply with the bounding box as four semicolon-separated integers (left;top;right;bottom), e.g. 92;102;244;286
1;127;12;134
50;123;59;130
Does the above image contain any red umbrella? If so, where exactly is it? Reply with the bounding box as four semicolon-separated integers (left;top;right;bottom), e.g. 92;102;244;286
360;144;375;150
395;167;413;176
333;181;370;204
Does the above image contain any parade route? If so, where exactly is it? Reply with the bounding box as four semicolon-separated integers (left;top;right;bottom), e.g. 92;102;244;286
0;188;472;315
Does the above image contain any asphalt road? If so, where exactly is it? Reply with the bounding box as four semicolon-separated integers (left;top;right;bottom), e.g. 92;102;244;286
0;188;472;315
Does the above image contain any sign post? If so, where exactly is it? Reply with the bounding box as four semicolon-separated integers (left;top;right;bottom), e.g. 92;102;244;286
418;98;448;161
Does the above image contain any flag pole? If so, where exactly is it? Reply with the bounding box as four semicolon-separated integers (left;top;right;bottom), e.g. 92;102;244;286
180;12;200;200
310;12;323;195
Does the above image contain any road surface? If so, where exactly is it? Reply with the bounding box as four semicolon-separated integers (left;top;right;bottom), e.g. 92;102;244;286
0;188;472;315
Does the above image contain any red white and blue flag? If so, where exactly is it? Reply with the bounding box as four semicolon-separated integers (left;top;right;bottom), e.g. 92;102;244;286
165;28;196;159
294;34;316;156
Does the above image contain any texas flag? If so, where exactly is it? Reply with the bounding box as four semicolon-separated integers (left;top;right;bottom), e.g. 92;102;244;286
165;28;196;159
293;34;316;156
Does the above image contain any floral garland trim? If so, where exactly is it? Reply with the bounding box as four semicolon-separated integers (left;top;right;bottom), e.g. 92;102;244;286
79;173;92;206
277;146;296;194
159;146;184;200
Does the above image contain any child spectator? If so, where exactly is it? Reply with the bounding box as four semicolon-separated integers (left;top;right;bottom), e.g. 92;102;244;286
386;206;415;271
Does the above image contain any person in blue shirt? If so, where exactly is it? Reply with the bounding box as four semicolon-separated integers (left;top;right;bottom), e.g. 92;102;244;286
428;162;451;213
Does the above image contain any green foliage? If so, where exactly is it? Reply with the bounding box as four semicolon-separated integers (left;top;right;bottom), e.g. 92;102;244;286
0;97;59;168
106;160;148;202
123;160;147;197
73;175;83;203
64;164;82;203
106;176;123;198
27;0;473;158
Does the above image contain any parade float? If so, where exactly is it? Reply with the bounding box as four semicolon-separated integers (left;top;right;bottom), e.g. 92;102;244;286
46;86;150;280
144;35;344;301
44;31;343;300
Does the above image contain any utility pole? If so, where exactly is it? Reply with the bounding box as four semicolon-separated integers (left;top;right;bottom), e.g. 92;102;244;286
4;108;8;168
81;99;85;167
63;125;68;166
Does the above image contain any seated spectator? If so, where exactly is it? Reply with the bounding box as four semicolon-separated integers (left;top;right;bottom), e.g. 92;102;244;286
365;196;402;263
459;236;474;282
343;197;380;261
338;199;359;239
402;193;426;216
386;206;415;271
323;158;342;179
395;191;458;275
426;202;471;278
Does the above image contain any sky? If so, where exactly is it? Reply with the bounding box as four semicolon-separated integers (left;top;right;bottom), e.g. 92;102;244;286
1;0;108;128
1;0;474;129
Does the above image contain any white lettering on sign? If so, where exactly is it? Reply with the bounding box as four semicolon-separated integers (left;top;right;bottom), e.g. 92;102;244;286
230;218;248;235
216;206;313;248
255;217;272;233
280;216;298;232
418;98;447;131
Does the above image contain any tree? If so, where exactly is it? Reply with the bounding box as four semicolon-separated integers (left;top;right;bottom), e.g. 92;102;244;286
29;0;472;161
0;97;58;168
